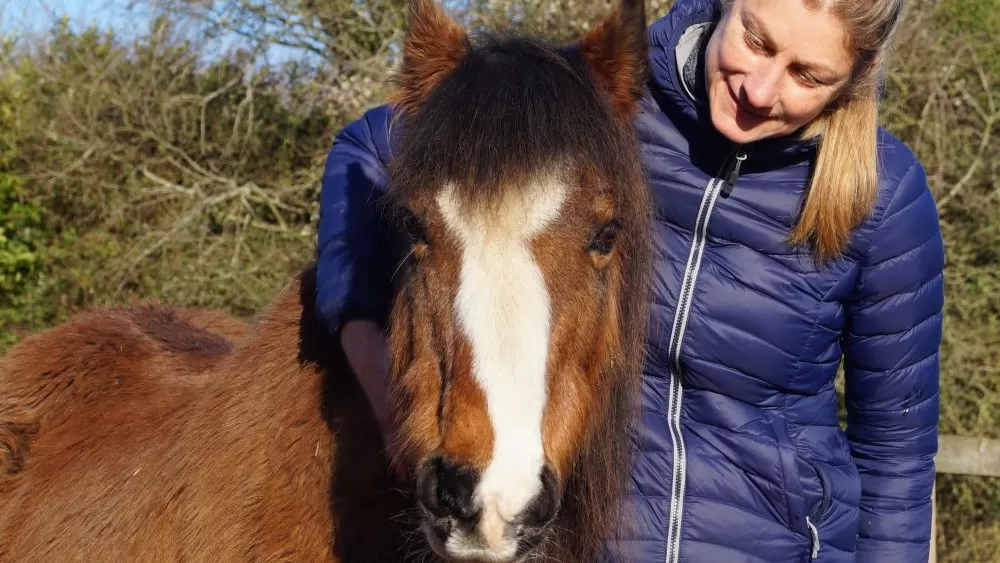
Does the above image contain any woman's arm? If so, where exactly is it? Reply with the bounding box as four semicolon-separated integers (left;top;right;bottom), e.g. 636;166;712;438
842;157;945;562
315;104;396;334
339;319;394;451
314;104;400;458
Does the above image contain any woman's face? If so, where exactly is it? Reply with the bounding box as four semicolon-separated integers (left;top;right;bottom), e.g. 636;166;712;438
704;0;857;144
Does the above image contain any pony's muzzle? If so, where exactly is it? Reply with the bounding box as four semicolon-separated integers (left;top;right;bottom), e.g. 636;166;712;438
415;455;561;561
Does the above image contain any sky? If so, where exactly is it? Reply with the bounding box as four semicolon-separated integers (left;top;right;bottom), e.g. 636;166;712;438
0;0;308;65
1;0;146;35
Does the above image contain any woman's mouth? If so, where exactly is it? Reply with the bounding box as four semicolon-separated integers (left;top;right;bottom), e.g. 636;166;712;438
728;85;772;120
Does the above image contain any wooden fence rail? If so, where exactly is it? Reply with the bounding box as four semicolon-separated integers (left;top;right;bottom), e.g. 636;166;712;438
937;434;1000;478
929;434;1000;563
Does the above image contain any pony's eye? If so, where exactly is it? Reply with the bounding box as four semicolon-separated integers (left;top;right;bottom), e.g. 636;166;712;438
401;209;428;245
589;220;621;254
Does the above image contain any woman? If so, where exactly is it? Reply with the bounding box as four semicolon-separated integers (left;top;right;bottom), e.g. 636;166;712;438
314;0;944;561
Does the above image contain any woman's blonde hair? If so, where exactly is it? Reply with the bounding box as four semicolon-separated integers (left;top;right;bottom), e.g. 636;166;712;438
723;0;906;262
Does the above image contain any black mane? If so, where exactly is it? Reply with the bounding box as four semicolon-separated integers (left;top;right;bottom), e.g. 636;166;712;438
388;33;638;208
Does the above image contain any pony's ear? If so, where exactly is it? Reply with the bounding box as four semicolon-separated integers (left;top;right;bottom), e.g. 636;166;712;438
578;0;649;117
387;0;470;117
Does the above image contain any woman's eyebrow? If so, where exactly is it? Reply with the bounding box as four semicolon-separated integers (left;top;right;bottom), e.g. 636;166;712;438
742;9;841;79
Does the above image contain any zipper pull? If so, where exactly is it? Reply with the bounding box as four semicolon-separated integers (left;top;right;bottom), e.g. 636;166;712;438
721;150;747;198
806;516;820;560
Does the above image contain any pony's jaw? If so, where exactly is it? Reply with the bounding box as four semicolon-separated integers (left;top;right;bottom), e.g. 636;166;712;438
425;178;567;560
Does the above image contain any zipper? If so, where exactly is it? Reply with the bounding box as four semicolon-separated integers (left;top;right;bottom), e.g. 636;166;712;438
720;147;748;198
806;516;820;560
662;147;749;563
803;459;831;560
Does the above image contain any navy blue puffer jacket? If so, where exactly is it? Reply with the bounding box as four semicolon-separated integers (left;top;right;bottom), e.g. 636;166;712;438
314;0;945;561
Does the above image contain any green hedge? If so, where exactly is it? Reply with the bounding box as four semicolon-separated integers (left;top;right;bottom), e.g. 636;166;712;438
0;74;48;350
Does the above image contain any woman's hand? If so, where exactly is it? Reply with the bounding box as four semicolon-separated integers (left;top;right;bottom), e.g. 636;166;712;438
339;319;407;484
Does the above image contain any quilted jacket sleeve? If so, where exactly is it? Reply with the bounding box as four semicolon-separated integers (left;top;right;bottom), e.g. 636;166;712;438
842;158;945;562
315;104;397;336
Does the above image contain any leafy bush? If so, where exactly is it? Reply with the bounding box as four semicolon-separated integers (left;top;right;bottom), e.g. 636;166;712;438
0;67;48;351
937;0;1000;76
885;1;1000;560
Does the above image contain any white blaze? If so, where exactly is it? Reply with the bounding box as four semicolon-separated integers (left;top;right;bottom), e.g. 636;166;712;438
436;178;566;556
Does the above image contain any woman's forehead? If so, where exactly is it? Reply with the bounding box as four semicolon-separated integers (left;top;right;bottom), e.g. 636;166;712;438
734;0;855;74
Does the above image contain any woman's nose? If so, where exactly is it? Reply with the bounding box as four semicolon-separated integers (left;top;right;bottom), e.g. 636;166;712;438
742;62;781;112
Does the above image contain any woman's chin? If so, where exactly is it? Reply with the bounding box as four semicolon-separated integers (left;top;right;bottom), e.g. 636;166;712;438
711;111;762;144
711;107;795;145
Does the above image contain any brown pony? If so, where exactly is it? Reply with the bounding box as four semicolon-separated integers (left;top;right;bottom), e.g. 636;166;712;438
0;0;653;561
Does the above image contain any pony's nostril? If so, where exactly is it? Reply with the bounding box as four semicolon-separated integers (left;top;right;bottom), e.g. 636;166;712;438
415;458;443;517
521;465;561;527
416;456;480;522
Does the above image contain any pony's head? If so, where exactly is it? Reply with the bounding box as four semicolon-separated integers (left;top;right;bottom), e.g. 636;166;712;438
384;0;652;560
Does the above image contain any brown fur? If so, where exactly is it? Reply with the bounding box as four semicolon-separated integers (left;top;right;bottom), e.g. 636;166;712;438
0;274;411;562
439;339;495;472
386;0;471;118
0;304;246;486
579;0;649;117
0;1;653;561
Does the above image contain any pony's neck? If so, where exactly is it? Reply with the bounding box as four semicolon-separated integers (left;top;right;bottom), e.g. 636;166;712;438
240;267;417;562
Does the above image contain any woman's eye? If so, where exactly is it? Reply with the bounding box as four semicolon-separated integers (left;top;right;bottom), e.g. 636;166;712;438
589;220;622;254
790;67;818;87
744;30;765;52
800;76;818;87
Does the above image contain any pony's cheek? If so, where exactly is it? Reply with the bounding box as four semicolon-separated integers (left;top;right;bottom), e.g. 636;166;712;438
438;341;494;472
540;266;624;479
541;365;594;479
391;357;445;466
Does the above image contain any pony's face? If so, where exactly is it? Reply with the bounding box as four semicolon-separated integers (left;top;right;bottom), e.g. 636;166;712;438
384;1;648;561
389;173;624;558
